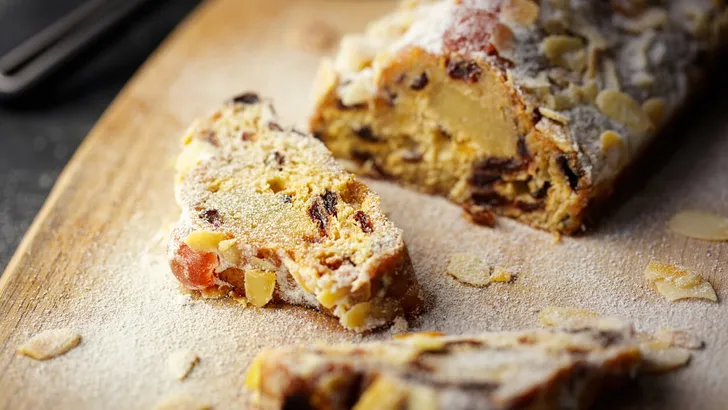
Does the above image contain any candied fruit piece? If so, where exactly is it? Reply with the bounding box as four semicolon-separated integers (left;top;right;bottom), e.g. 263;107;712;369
170;243;218;290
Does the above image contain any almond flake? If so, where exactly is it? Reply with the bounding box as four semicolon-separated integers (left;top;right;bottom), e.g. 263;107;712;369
538;307;599;328
539;107;569;124
621;8;668;33
595;89;652;133
153;393;212;410
602;58;621;90
168;349;200;381
644;261;718;302
631;71;654;88
501;0;540;26
667;210;728;241
17;329;81;360
642;97;666;126
445;253;490;287
639;340;692;373
600;130;624;152
653;328;705;350
541;35;584;71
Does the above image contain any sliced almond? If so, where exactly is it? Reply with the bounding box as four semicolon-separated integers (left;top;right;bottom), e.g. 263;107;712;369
595;89;653;133
168;349;200;381
644;261;718;302
17;329;81;360
667;210;728;241
538;307;600;328
153;393;212;410
541;35;584;70
501;0;540;26
539;107;569;124
642;97;666;126
217;238;241;265
600;130;625;152
184;231;229;253
445;253;490;287
639;340;692;373
631;72;655;88
602;58;621;91
621;7;668;33
653;328;705;350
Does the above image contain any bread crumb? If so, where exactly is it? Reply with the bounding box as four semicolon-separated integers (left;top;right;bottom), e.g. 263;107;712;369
17;329;81;361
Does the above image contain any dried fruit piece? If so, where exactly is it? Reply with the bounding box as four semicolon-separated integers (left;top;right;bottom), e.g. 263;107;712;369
354;210;374;233
644;262;718;302
500;0;540;26
539;307;600;328
183;231;229;253
153;393;212;410
168;349;200;381
352;376;408;410
653;328;704;350
445;253;490;287
595;89;653;133
667;210;728;241
639;340;692;373
446;59;481;83
17;329;81;360
244;269;277;307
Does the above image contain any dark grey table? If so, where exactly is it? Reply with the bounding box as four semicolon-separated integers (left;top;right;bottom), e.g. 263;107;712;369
0;0;201;271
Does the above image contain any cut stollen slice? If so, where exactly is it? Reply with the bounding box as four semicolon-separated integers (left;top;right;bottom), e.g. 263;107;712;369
168;93;422;331
245;318;643;410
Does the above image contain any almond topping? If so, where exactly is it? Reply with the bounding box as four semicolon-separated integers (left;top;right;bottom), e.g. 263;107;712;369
244;269;277;307
539;107;569;124
644;262;718;302
184;231;229;253
595;89;653;133
600;130;625;152
168;349;200;381
642;97;666;126
17;329;81;360
539;307;600;328
541;35;584;70
500;0;540;26
621;7;668;33
445;253;490;287
639;340;692;373
667;210;728;241
653;328;705;350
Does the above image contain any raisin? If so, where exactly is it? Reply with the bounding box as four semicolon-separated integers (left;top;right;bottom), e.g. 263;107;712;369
471;191;508;206
354;126;380;142
474;157;521;173
446;59;481;83
199;209;222;227
410;73;429;90
241;131;254;141
556;155;579;191
353;211;373;233
268;122;283;131
308;198;328;237
514;200;543;212
400;150;423;163
312;132;324;141
463;205;496;227
322;190;338;216
203;130;219;147
517;136;529;158
231;92;260;104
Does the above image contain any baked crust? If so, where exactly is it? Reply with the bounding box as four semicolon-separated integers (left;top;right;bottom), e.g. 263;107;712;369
246;318;642;410
168;94;422;332
310;0;728;233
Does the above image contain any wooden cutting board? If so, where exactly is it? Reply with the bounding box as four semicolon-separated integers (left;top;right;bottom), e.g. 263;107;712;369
1;0;727;408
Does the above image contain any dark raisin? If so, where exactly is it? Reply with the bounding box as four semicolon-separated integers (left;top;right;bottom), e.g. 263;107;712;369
273;151;285;166
268;122;283;131
446;59;481;83
231;92;260;104
437;126;452;140
350;150;374;163
517;136;529;158
556;155;579;191
471;191;507;206
199;209;222;227
473;157;521;173
513;200;543;212
241;131;254;141
400;150;423;163
469;173;501;187
322;190;338;216
308;198;328;237
354;126;380;142
532;182;551;199
463;205;495;227
312;132;324;141
282;393;314;410
350;150;388;177
353;211;373;233
410;73;429;90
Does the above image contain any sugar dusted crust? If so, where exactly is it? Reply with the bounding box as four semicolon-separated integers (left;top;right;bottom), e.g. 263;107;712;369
246;318;642;410
310;0;728;233
167;94;422;332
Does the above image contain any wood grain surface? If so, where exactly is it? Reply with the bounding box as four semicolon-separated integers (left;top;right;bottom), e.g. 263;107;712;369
1;0;727;409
